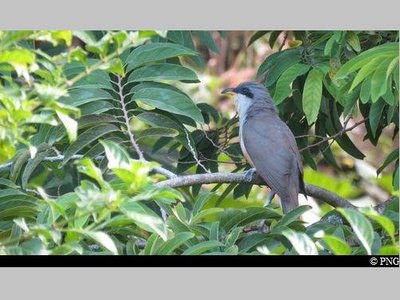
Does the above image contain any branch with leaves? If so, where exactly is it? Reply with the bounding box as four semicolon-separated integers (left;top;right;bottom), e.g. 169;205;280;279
154;169;394;213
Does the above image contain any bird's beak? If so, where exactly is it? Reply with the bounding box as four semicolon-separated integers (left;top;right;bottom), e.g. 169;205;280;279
221;87;236;95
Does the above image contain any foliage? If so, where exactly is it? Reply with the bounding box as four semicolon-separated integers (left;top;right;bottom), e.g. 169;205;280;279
0;30;398;255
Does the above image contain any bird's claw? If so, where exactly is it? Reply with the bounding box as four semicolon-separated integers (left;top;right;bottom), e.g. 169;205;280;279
243;168;256;183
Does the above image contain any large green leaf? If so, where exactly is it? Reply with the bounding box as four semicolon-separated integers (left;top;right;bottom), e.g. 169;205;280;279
302;68;323;125
369;99;386;138
279;205;311;226
136;128;179;140
220;207;281;232
349;56;382;92
182;240;224;255
100;140;130;169
121;201;168;241
335;43;398;79
126;42;197;71
370;57;393;102
61;124;120;166
83;231;118;255
321;235;351;255
132;87;204;124
128;63;199;82
281;228;318;255
338;208;374;254
157;232;195;254
258;48;301;79
361;207;396;244
60;89;113;107
273;63;310;104
264;49;302;87
21;149;54;189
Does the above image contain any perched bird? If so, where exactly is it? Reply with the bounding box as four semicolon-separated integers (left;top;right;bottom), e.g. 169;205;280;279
222;81;306;213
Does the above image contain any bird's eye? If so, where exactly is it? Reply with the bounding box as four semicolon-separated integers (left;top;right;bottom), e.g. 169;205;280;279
241;87;253;98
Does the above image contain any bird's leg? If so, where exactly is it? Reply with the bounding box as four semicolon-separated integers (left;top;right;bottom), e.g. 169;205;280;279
243;168;257;183
263;192;276;207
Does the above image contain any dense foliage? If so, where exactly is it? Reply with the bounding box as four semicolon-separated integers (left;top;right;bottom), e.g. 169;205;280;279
0;30;398;255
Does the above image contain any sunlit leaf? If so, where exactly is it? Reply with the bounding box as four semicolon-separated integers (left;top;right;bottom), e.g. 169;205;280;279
337;208;374;255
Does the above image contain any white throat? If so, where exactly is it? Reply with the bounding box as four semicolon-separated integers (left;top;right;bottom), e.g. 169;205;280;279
235;93;252;125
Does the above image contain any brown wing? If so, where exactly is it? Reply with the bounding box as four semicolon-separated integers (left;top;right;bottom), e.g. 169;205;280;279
242;112;301;212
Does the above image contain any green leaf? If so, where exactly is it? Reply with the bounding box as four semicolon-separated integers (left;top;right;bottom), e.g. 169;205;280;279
106;58;125;76
0;49;35;66
221;207;281;232
209;221;220;241
182;240;224;255
83;231;118;255
370;57;393;102
0;178;19;189
279;205;311;226
349;57;382;92
269;31;282;48
192;208;224;223
192;192;214;216
247;31;269;47
273;63;310;104
369;99;386;138
335;43;398;79
238;233;270;253
62;124;120;166
258;48;301;79
302;68;323;125
321;235;351;255
128;63;198;82
100;140;130;169
264;49;302;87
337;208;374;254
225;227;241;247
196;31;220;53
346;31;361;52
121;201;168;241
76;158;106;188
360;77;371;103
377;245;399;255
126;42;197;71
377;149;399;175
360;207;396;244
21;149;53;189
281;228;318;255
393;165;399;191
136;128;179;140
132;87;204;124
56;110;78;143
157;232;195;254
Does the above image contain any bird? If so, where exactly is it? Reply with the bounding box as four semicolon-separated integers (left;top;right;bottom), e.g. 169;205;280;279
221;81;306;213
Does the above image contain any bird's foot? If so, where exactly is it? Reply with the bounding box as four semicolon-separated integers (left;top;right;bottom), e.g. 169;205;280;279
263;192;276;207
243;168;256;183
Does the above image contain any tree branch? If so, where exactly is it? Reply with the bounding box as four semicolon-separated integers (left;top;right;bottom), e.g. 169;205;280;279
155;171;395;212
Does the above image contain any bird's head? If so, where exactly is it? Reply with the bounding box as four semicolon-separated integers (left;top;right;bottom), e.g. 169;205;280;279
221;81;276;114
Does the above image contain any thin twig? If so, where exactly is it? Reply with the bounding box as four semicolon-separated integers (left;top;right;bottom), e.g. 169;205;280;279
185;130;209;173
299;118;368;152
